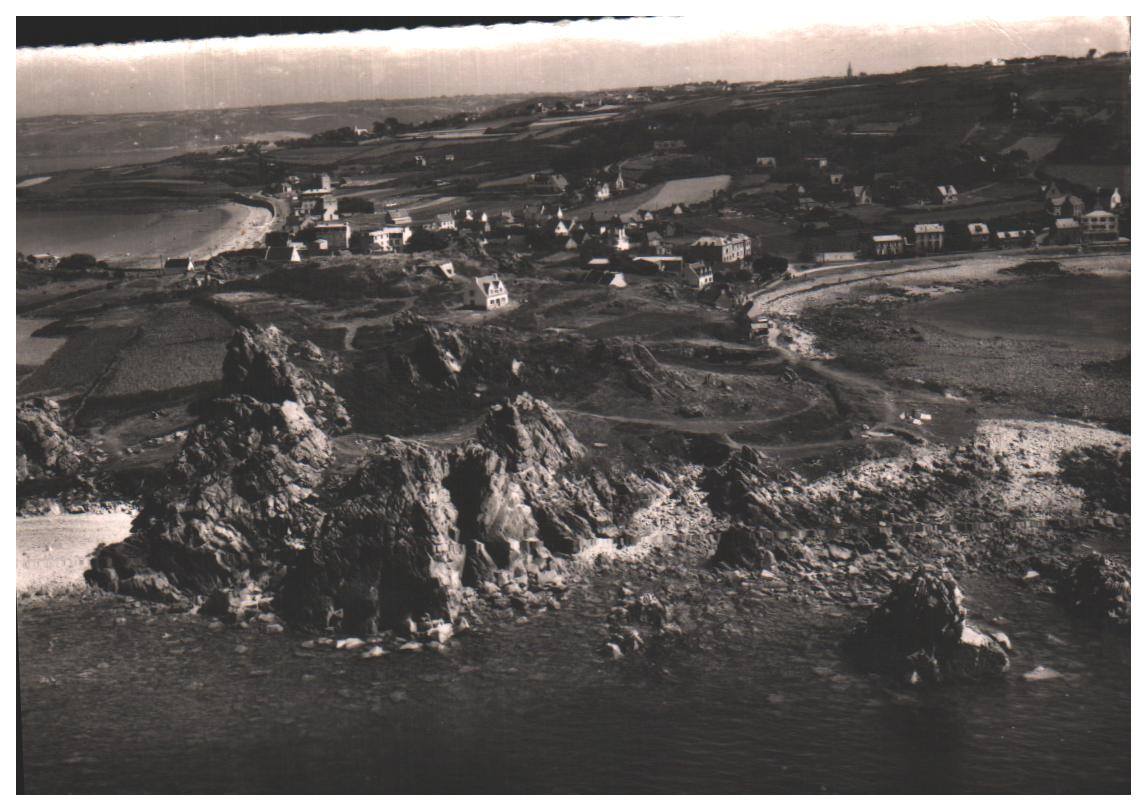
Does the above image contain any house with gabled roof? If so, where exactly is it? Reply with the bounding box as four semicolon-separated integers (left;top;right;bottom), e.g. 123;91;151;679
967;222;991;246
912;223;945;252
871;234;906;257
933;185;959;205
464;274;510;310
1080;210;1118;241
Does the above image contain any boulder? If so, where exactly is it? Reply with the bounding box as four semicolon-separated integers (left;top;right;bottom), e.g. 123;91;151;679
846;568;1009;684
712;525;783;570
475;393;585;472
1056;552;1131;626
223;326;350;432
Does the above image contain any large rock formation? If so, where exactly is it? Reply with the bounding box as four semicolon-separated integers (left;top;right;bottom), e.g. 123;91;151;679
1057;552;1131;626
846;569;1009;685
282;438;464;633
87;396;331;602
591;339;692;401
280;393;645;633
86;321;657;632
223;326;350;432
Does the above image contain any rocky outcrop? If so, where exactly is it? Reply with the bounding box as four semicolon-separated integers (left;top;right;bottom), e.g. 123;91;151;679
405;324;468;388
281;393;645;633
223;326;350;432
604;592;684;657
846;569;1009;685
1057;552;1131;626
87;396;331;602
16;398;90;485
591;339;692;401
282;438;464;634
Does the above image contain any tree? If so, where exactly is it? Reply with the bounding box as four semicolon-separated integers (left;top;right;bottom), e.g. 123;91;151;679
337;196;375;215
58;253;98;270
753;254;789;281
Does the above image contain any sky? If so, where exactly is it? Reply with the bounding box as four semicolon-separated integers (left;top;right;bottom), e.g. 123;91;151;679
15;15;1131;119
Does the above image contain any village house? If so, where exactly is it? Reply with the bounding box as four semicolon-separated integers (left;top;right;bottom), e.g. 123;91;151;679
689;234;752;265
414;155;427;167
994;229;1035;248
433;213;457;232
608;227;631;252
163;257;196;272
297;191;337;221
1100;187;1123;211
1080;209;1119;241
613;169;627;192
814;250;858;264
871;234;906;257
263;245;302;263
27;253;59;271
465;274;510;310
594;183;612;201
1052;217;1082;245
419;261;456;280
933;184;959;205
967;222;991;246
851;186;872;206
683;261;715;291
828;171;845;187
313;222;352;251
387;209;413;226
1045;193;1085;219
368;225;413;253
912;223;945;253
755;156;777;170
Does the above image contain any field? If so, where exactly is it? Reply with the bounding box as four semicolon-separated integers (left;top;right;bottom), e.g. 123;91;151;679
92;303;234;400
16;318;68;368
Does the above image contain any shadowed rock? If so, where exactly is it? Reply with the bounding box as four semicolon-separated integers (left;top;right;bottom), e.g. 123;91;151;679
1057;552;1131;626
87;396;331;602
281;438;464;634
16;398;90;485
846;568;1009;685
223;325;350;432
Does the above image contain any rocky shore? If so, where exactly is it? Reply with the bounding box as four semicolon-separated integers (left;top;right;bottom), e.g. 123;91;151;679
17;317;1131;684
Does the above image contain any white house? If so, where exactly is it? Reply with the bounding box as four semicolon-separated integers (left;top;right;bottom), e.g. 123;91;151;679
755;156;777;170
934;185;959;205
684;261;714;290
368;226;413;253
913;223;945;252
434;213;457;232
465;274;510;310
871;234;906;257
595;183;611;201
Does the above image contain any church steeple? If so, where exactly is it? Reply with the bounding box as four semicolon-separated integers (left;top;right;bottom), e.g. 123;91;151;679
847;62;853;79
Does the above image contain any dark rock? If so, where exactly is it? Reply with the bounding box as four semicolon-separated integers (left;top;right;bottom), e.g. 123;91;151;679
87;397;331;601
281;437;464;634
846;568;1009;684
16;398;89;484
712;525;781;570
223;326;350;432
1056;552;1130;626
